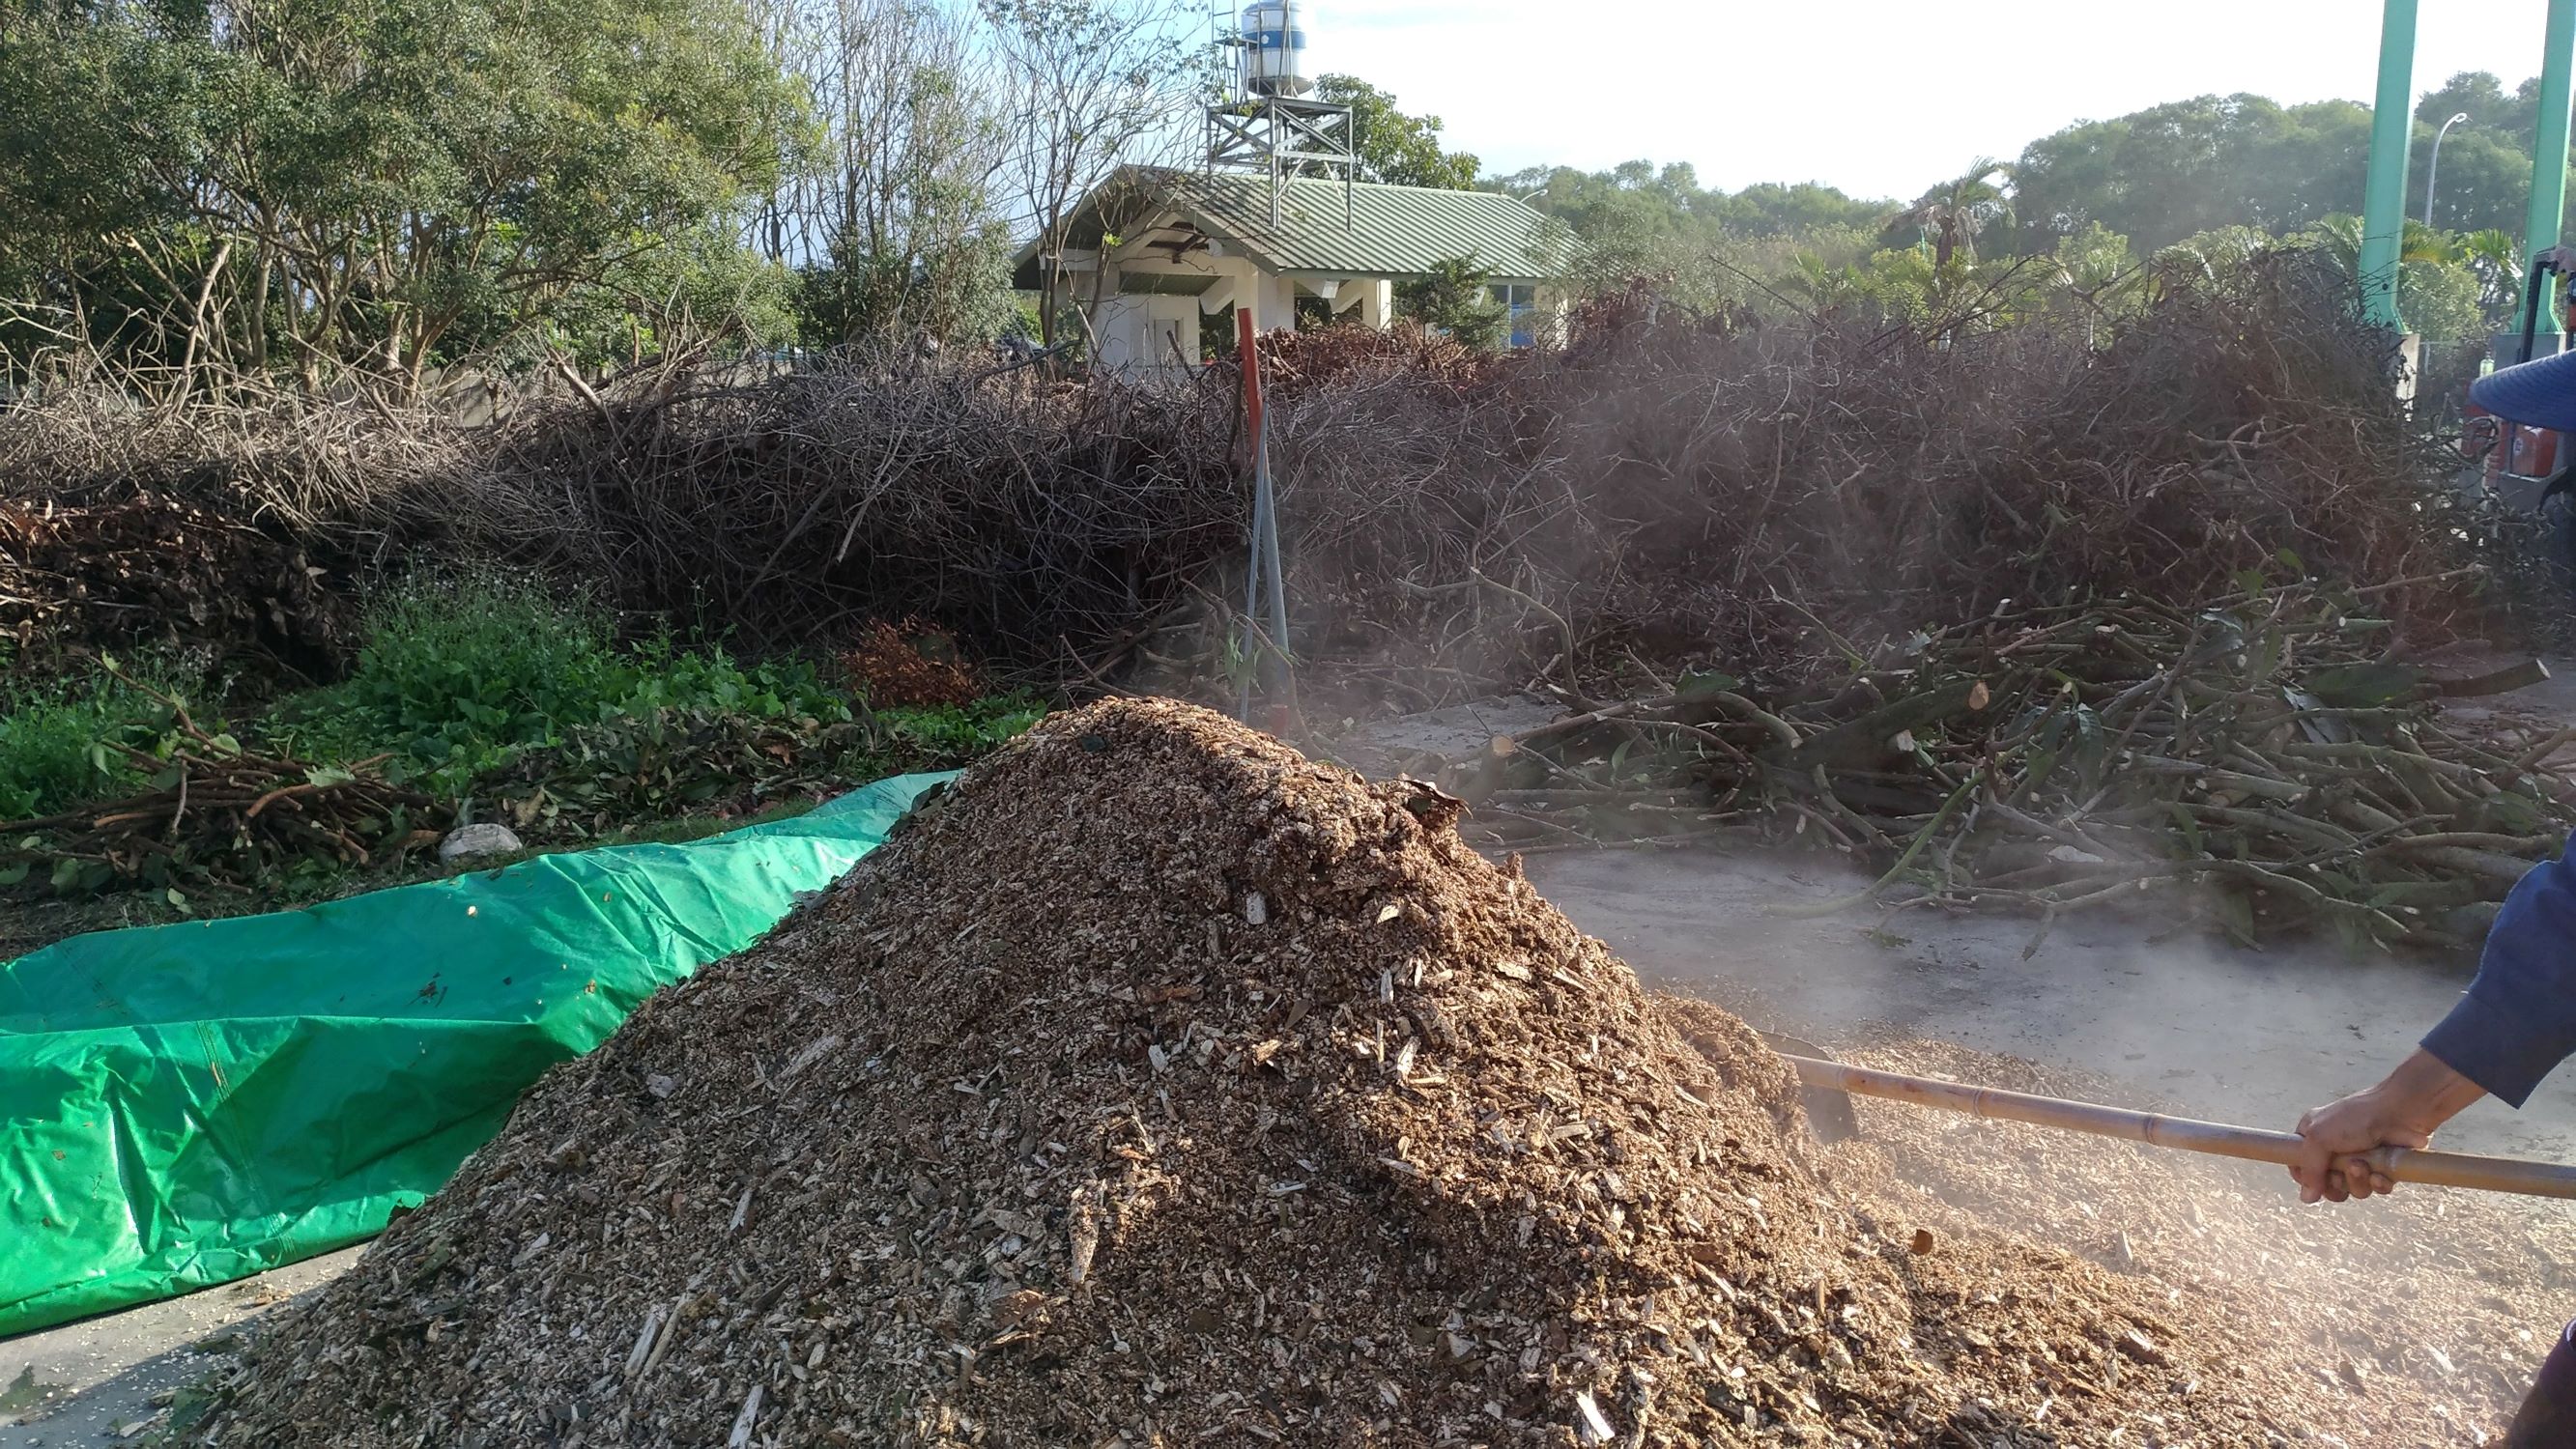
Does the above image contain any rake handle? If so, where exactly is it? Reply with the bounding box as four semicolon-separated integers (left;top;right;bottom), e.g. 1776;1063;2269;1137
1783;1054;2576;1200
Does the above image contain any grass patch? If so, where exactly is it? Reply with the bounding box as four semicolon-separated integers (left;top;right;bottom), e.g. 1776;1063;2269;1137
275;572;851;795
0;664;211;819
1;570;1045;916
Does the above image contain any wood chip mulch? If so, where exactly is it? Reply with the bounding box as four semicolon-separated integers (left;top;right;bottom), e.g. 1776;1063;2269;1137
189;698;2489;1446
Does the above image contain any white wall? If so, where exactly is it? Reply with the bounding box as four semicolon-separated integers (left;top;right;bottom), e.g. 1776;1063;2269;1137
1091;234;1417;380
1093;293;1201;378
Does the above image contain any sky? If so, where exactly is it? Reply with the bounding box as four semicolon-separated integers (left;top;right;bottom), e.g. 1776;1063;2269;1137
1305;0;2563;201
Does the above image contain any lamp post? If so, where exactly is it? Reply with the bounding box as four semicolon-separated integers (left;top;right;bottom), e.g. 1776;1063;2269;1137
2425;110;2471;226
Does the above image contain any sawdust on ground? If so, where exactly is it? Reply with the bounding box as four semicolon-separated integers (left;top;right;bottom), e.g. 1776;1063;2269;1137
1766;1029;2575;1445
189;699;2505;1446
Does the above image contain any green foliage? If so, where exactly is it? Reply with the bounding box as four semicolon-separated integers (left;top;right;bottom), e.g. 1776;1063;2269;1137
0;688;140;822
795;226;1016;350
1886;159;2013;269
0;576;1043;900
2014;94;2373;256
1395;258;1510;350
282;574;851;797
1503;160;1885;246
470;689;1031;842
547;224;802;370
1;0;803;382
2289;213;2502;340
2013;79;2576;260
0;667;204;821
1500;160;1886;315
792;5;1018;350
877;696;1046;763
2400;254;2487;342
1313;74;1478;190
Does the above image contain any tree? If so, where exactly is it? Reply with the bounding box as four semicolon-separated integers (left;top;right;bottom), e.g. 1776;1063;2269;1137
2012;95;2372;256
0;0;803;389
2460;227;2524;321
2008;81;2576;259
981;0;1203;351
553;223;802;369
1312;74;1477;190
1887;159;2014;269
779;0;1017;347
1395;258;1507;350
1705;183;1886;238
2419;71;2513;131
2041;222;2143;339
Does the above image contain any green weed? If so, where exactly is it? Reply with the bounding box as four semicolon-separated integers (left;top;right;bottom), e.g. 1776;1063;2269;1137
279;572;852;796
0;667;205;820
875;696;1046;767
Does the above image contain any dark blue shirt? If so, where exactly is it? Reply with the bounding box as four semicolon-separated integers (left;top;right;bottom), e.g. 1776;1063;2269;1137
2423;845;2576;1107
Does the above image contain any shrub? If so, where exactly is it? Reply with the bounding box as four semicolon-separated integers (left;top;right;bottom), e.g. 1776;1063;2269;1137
281;571;855;796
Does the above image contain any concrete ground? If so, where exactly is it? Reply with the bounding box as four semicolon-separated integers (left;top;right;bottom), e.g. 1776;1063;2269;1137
1526;845;2576;1166
1;1249;358;1445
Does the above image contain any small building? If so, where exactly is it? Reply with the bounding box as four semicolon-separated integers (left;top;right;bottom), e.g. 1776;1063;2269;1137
1011;166;1561;379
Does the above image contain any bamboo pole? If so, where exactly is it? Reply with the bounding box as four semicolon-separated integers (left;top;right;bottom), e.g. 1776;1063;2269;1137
1782;1055;2576;1201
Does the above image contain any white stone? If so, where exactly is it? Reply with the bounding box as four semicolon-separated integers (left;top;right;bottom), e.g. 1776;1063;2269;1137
438;822;525;864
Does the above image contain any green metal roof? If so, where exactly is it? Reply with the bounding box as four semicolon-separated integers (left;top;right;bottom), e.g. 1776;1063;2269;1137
1016;167;1562;288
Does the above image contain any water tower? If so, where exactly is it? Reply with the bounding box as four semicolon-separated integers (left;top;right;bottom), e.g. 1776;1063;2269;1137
1238;1;1313;97
1206;0;1356;229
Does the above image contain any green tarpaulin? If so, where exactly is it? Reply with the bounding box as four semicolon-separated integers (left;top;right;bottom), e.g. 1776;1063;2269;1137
0;773;946;1337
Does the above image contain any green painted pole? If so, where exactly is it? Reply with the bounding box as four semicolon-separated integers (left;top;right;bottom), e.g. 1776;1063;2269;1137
2529;0;2576;267
2358;0;2418;330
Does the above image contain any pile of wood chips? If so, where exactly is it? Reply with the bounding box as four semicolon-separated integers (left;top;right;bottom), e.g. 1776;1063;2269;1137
189;699;2481;1446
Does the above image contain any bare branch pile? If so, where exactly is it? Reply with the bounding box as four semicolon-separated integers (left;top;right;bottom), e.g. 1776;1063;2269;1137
0;493;351;681
1459;580;2574;951
0;698;440;892
1260;249;2473;712
8;250;2467;709
486;359;1240;661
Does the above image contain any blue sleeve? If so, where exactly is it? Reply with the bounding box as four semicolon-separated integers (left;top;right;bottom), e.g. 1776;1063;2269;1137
2422;842;2576;1108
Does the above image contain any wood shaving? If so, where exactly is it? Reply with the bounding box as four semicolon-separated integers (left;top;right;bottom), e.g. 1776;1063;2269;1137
191;700;2498;1446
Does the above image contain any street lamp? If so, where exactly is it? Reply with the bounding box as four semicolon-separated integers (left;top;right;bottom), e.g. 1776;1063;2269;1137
2425;111;2471;226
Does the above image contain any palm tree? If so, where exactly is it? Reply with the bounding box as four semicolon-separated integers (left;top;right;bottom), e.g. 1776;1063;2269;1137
1886;159;2015;269
2458;227;2522;319
1779;252;1872;317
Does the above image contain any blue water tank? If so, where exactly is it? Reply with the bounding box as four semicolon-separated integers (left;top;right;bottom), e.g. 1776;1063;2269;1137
1241;1;1311;98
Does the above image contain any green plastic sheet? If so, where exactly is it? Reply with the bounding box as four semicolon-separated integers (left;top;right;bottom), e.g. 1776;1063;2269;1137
0;773;947;1337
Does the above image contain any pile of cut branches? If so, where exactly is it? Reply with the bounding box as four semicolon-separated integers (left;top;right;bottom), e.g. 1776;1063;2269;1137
1261;247;2476;716
0;701;441;895
478;710;876;842
1461;577;2575;952
489;355;1238;662
0;493;351;682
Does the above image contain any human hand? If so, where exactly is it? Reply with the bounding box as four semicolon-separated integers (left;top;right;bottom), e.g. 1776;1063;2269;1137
2290;1090;2427;1203
2288;1050;2482;1206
